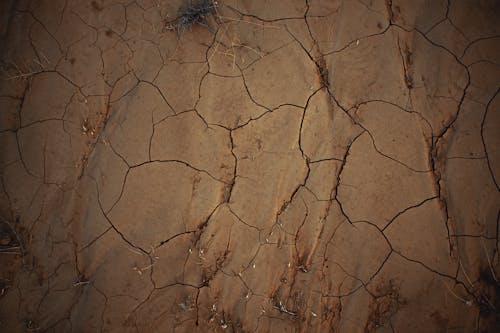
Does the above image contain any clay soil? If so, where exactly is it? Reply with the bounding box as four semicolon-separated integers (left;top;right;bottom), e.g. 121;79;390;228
0;0;499;332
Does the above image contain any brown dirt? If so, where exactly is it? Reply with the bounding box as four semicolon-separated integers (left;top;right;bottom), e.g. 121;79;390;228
0;0;499;332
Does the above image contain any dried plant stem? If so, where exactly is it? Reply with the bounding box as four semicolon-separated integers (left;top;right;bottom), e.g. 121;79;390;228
480;237;498;283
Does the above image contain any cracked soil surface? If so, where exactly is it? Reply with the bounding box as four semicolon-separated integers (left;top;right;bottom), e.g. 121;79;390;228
0;0;499;332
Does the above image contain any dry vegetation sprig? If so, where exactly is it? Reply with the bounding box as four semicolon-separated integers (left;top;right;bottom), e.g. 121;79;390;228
480;237;498;283
1;59;46;82
0;216;24;257
164;0;219;37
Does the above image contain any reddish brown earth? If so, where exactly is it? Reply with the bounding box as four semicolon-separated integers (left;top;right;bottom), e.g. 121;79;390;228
0;0;499;332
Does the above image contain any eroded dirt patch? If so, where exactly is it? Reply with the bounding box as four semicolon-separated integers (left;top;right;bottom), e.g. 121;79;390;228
0;0;499;332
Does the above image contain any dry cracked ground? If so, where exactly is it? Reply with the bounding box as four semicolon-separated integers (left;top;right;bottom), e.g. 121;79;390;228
0;0;499;332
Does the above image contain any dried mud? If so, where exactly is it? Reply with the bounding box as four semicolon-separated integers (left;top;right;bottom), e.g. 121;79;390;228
0;0;499;332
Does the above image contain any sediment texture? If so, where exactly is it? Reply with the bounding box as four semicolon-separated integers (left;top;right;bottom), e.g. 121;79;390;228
0;0;499;332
